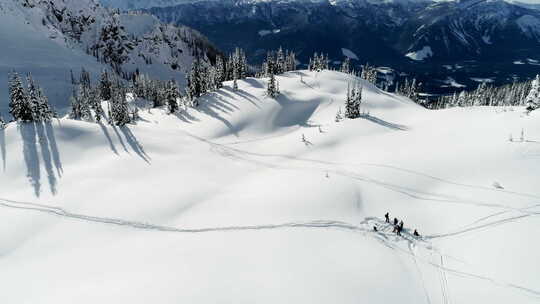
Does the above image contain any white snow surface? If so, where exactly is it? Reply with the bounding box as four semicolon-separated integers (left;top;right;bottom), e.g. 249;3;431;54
341;48;359;60
405;46;433;61
1;70;540;303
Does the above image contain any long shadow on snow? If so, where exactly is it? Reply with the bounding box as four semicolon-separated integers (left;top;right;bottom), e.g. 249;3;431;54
242;78;264;89
98;121;119;155
119;126;151;164
189;90;245;136
360;114;409;131
222;87;260;109
274;92;320;128
18;122;63;197
19;123;41;197
110;124;129;153
36;123;58;195
44;121;63;176
0;124;6;171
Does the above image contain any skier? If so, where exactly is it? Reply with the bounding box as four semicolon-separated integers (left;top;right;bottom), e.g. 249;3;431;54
385;212;390;223
393;218;398;225
413;229;420;237
399;220;404;230
373;226;378;232
397;225;402;236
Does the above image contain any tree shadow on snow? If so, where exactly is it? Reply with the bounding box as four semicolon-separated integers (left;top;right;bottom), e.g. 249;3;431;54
220;87;260;109
360;114;409;131
273;93;320;128
110;124;129;153
18;122;63;197
119;126;151;164
242;78;264;89
98;121;119;155
44;121;63;177
0;125;6;171
185;91;243;137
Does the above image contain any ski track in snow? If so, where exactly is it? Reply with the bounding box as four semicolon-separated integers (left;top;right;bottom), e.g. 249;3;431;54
1;197;539;299
183;131;540;215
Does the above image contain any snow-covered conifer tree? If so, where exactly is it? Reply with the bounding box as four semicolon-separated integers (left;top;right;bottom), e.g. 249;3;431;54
9;72;32;121
341;57;350;74
267;70;279;98
525;75;540;112
166;80;180;114
100;70;112;101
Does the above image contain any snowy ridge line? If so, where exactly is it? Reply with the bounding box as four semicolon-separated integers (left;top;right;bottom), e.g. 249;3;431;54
0;198;365;233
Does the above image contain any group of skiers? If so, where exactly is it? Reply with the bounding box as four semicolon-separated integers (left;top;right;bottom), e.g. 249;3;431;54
373;212;420;238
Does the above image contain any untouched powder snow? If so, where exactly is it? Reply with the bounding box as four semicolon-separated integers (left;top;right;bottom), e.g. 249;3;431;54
0;70;539;303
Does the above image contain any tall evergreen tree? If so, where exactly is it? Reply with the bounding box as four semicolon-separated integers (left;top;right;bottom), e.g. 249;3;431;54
341;57;351;74
100;70;112;101
345;82;362;119
109;89;131;126
525;74;540;112
166;80;180;114
267;70;279;98
9;72;32;121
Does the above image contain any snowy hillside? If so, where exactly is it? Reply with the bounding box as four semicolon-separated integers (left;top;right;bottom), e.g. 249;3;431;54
1;70;539;303
0;0;218;115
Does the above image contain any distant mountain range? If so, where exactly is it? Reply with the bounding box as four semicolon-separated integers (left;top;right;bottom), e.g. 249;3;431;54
101;0;540;93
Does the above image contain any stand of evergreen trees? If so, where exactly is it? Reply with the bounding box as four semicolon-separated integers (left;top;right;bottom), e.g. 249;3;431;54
258;48;297;77
427;76;538;111
186;48;249;104
396;78;422;103
68;69;184;126
6;71;55;123
308;53;329;72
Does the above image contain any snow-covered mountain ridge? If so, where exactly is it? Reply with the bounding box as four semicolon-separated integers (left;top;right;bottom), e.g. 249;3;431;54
1;70;539;303
0;0;219;116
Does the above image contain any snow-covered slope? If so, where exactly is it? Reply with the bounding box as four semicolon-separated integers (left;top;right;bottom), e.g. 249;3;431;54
1;70;539;303
0;0;218;116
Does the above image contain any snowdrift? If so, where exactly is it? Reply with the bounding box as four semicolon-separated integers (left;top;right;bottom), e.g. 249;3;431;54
0;70;539;304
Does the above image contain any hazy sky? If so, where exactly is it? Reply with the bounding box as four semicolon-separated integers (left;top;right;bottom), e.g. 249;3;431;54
518;0;540;3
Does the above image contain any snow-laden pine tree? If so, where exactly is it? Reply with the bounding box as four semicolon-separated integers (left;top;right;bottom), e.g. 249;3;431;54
0;114;5;129
341;57;351;74
267;69;279;98
100;70;112;101
89;88;104;122
276;47;285;74
345;82;362;119
166;80;180;114
9;72;32;122
25;74;53;122
215;55;225;88
525;75;540;112
98;13;133;73
361;64;377;85
109;89;131;126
